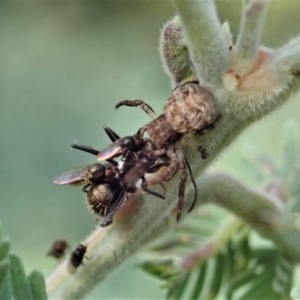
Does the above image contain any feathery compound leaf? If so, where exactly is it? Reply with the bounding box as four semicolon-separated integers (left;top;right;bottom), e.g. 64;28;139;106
166;272;191;300
28;270;48;300
239;268;279;300
272;254;294;296
139;260;179;281
9;254;33;300
208;253;224;298
189;263;207;299
225;269;257;300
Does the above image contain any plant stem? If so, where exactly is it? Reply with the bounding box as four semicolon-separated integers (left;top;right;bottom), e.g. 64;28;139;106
171;0;229;86
234;0;270;75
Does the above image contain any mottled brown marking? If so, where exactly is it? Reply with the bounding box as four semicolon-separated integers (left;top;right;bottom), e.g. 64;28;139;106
164;82;216;133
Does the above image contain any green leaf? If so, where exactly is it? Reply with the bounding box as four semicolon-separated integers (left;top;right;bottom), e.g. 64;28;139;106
0;223;4;240
28;270;48;300
209;254;224;297
9;254;32;300
0;260;9;291
0;239;10;262
0;272;12;300
166;272;191;300
189;263;207;299
272;254;293;296
225;269;257;300
240;268;278;300
139;260;179;281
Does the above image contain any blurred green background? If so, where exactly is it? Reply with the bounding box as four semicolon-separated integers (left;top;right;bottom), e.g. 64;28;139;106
1;1;300;298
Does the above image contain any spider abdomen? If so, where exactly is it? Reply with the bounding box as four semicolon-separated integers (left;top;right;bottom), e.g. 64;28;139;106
164;82;216;133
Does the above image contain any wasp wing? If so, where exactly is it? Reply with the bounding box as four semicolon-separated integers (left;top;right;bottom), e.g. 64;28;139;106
53;166;92;185
97;140;124;161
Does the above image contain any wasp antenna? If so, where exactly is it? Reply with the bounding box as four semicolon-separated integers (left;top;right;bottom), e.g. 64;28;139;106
103;126;121;142
71;144;100;156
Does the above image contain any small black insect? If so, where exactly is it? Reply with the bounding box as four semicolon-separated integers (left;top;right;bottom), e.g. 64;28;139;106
69;244;87;269
47;240;69;259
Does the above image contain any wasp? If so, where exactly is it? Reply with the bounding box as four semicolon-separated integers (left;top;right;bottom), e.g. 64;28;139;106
69;127;167;226
54;127;166;227
97;81;219;221
53;161;125;226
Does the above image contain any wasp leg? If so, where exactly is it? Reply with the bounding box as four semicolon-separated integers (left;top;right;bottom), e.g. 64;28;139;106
100;191;126;227
115;100;157;120
82;183;91;193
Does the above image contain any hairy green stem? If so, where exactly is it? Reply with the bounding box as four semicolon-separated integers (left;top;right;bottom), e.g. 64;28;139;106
234;0;270;75
196;173;300;261
160;16;195;85
171;0;229;86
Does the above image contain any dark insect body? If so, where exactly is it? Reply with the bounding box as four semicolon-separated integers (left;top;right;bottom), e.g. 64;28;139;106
70;127;167;226
53;161;125;226
69;244;87;269
47;240;69;259
54;127;166;227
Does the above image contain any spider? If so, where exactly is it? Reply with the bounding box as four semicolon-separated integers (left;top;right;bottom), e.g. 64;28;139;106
97;81;219;221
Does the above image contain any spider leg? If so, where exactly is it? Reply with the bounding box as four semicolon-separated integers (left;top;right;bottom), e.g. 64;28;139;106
195;114;222;136
115;100;158;119
183;155;198;212
174;149;187;221
146;159;178;186
140;176;165;200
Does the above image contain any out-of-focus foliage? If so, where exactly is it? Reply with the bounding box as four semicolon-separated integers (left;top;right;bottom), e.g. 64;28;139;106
139;120;300;299
1;1;300;298
0;222;47;300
